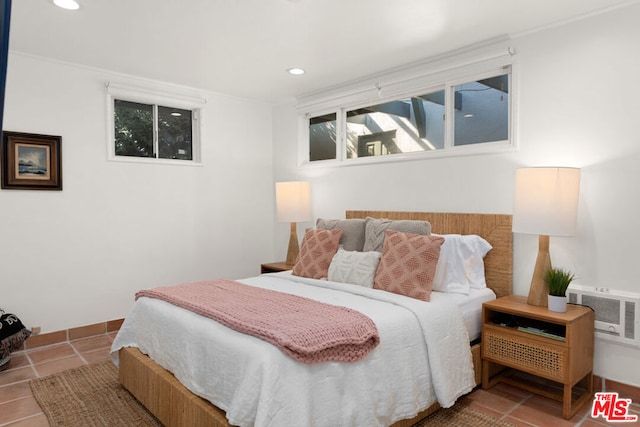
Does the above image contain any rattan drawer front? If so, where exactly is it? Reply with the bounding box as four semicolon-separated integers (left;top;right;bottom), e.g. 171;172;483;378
484;329;566;381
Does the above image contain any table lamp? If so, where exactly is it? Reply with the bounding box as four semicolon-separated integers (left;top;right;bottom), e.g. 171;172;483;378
275;181;312;265
512;167;581;307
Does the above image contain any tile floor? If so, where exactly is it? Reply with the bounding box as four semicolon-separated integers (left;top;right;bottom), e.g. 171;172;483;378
463;382;639;426
0;334;638;426
0;332;115;427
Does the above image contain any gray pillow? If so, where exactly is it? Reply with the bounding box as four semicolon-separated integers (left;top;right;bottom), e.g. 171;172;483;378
316;218;366;252
363;217;432;252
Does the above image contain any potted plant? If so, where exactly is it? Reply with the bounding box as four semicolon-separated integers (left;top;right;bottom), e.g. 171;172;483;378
545;267;575;312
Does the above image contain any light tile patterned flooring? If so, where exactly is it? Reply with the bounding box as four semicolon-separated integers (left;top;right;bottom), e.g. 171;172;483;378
0;333;638;426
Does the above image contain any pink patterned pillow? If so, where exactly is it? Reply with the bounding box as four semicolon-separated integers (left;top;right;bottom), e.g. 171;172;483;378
373;230;445;301
292;228;343;279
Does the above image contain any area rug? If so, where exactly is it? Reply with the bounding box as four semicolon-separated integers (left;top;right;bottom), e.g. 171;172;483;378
31;360;514;427
31;361;161;426
414;404;516;427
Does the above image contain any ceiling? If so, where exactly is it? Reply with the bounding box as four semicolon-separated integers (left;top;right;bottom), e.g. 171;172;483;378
8;0;633;104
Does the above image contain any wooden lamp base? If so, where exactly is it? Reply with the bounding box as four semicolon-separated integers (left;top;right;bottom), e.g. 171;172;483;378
285;222;300;266
527;235;551;307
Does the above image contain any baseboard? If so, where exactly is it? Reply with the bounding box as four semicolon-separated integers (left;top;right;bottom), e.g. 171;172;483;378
597;376;640;405
24;318;124;349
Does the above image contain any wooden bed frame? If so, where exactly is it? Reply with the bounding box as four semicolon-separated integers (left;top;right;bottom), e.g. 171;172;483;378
119;211;513;427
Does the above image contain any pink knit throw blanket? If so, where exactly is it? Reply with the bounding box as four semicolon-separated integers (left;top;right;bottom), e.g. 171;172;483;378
135;279;380;364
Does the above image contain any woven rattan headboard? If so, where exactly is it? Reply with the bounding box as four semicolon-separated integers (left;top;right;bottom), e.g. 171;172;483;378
346;211;513;298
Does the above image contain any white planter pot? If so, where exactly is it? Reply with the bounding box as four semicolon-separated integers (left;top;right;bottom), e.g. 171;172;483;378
548;295;567;313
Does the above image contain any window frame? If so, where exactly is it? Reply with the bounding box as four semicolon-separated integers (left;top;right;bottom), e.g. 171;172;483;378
299;62;515;168
447;68;512;150
106;83;204;166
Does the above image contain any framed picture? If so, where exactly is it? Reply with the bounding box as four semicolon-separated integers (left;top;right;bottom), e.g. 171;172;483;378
1;131;62;190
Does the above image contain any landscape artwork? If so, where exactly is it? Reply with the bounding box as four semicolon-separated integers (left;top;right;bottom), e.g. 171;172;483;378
1;131;62;190
16;143;50;180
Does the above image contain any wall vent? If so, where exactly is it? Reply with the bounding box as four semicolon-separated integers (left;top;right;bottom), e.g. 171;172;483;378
568;285;640;348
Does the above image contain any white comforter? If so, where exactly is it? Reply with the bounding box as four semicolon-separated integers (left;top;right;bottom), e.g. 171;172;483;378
111;272;475;427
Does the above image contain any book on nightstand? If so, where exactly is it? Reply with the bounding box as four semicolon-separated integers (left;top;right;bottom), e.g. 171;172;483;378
517;326;566;342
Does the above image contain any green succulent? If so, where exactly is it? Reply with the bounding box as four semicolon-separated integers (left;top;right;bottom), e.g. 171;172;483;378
545;267;575;297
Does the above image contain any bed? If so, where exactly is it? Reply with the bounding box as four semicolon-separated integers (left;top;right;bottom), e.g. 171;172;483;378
111;210;512;427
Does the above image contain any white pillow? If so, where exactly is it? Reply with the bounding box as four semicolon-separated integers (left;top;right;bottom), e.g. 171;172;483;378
328;248;381;288
432;234;492;294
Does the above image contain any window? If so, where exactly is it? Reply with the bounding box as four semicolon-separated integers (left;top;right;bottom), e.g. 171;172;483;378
114;100;153;158
309;112;337;161
114;100;195;161
453;74;509;146
345;89;445;159
107;83;203;164
304;66;511;165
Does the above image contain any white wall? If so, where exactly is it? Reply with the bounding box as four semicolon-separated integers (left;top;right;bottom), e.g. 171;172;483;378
272;3;640;386
1;54;275;333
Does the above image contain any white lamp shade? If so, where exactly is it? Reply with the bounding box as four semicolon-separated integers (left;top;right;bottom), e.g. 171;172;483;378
512;167;580;236
275;181;312;223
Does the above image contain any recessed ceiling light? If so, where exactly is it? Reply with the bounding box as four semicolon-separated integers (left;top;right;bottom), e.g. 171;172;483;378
287;68;305;76
53;0;80;10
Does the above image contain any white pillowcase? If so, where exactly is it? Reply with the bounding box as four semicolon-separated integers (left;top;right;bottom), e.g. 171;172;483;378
328;248;382;288
432;234;492;295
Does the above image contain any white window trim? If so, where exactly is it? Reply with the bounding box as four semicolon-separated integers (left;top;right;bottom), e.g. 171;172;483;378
446;65;513;150
297;45;517;168
105;81;206;166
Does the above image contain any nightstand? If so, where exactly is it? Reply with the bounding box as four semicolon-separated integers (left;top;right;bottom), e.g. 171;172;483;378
260;262;294;274
481;295;594;419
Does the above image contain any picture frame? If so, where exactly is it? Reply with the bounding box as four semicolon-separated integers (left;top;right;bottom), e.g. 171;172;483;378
1;131;62;190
